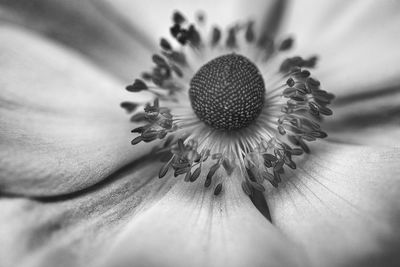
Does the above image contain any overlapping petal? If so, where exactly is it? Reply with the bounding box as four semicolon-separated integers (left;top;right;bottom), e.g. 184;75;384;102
0;161;174;267
278;0;400;144
0;160;309;267
265;142;400;267
0;25;153;196
324;91;400;146
101;166;308;267
0;0;154;80
285;0;400;97
0;1;399;267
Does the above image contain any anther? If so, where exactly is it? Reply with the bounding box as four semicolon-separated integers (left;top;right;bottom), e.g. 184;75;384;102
120;102;139;113
226;28;237;48
190;166;201;182
204;176;212;188
172;11;186;25
160;38;172;51
211;27;221;46
286;78;295;87
196;11;205;24
152;54;168;67
170;24;181;38
159;156;174;178
126;79;148;92
207;162;220;181
245;21;255;43
214;183;223;195
279;37;294;51
130;112;146;122
187;25;201;47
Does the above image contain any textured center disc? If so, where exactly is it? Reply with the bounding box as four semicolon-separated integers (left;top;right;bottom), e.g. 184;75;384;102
189;54;265;130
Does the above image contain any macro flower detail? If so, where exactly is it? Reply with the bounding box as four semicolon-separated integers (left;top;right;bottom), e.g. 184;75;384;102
124;11;334;195
1;1;400;267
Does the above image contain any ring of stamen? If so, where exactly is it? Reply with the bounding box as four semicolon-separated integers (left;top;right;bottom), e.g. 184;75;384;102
122;10;334;196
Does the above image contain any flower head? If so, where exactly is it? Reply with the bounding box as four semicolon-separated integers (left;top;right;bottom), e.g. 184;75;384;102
125;10;334;196
0;1;400;267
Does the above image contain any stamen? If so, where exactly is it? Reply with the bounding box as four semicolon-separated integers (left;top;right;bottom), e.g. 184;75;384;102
126;79;148;92
214;183;223;196
245;21;255;43
226;27;237;48
120;102;139;113
207;162;220;183
187;25;202;47
160;38;172;51
279;37;294;51
172;11;186;25
211;27;221;46
196;11;205;24
122;10;335;197
170;23;181;39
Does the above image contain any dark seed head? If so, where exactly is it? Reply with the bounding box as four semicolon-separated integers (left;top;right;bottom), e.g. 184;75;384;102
189;54;265;130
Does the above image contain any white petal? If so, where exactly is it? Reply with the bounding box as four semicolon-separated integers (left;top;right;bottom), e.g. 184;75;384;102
265;142;400;267
283;0;400;97
0;161;308;267
102;165;308;267
324;90;400;146
0;162;172;267
0;25;153;196
323;92;400;147
0;0;153;80
327;126;400;148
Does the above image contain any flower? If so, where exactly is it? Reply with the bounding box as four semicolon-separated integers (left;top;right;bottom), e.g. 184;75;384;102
0;1;400;267
126;6;334;194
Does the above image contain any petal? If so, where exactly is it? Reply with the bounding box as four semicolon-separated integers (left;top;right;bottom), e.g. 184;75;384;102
325;125;400;148
0;161;308;267
0;161;173;267
282;0;400;145
323;89;400;146
284;0;400;97
265;142;400;267
0;0;154;80
0;25;153;196
102;165;308;267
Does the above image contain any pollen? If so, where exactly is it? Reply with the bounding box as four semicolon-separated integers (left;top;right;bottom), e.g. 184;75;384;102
189;54;265;130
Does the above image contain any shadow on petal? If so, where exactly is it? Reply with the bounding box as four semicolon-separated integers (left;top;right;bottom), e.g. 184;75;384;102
0;26;154;196
102;165;309;267
0;160;175;267
266;141;400;267
323;87;400;146
285;0;400;99
0;0;155;80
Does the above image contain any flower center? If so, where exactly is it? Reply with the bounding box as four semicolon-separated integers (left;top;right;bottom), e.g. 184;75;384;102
189;54;265;130
124;11;335;196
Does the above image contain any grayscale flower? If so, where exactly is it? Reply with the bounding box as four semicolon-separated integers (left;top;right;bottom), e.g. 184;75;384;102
0;1;399;267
